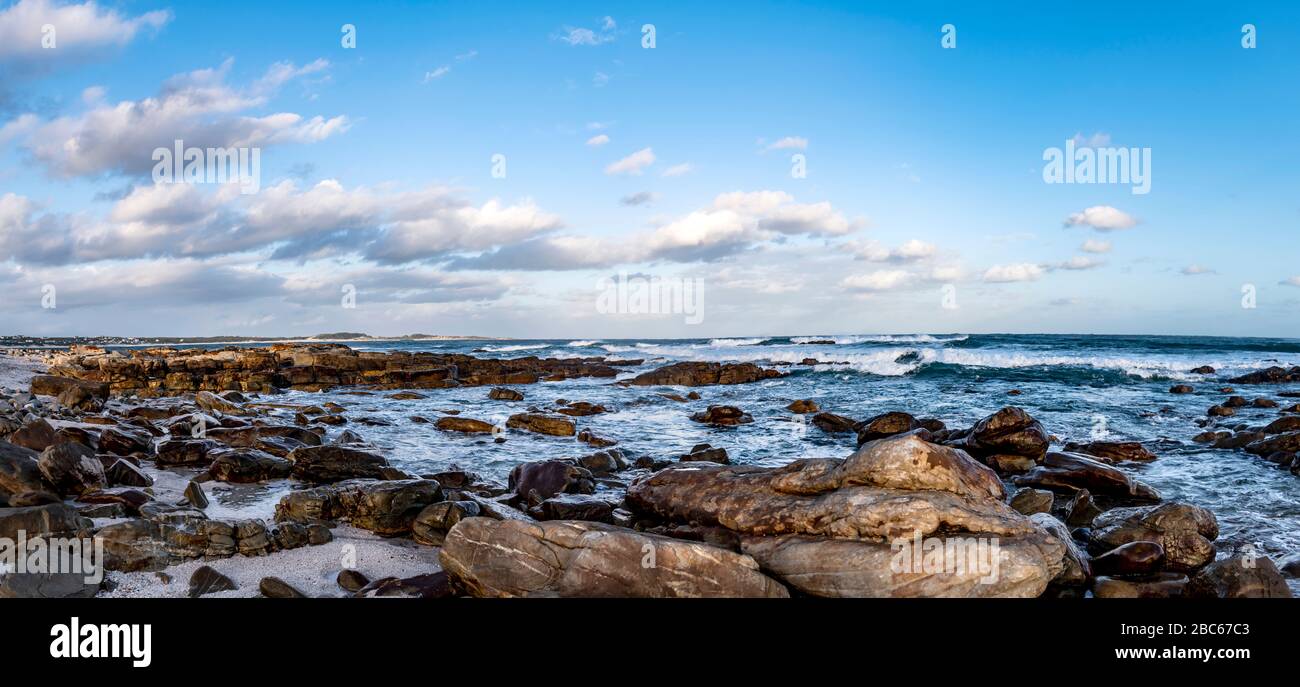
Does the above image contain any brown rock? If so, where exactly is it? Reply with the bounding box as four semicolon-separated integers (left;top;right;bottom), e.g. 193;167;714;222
1089;502;1218;572
689;405;753;426
628;361;783;387
506;413;576;437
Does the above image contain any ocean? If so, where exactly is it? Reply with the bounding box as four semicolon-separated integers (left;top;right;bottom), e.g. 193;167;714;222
163;333;1300;584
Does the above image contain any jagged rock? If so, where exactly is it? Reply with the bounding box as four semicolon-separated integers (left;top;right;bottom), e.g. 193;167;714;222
680;444;729;464
98;426;152;456
577;429;617;448
1030;513;1090;586
1061;441;1157;463
628;361;783;387
195;391;247;416
1229;365;1300;384
183;481;209;509
627;434;1030;541
1013;452;1161;502
209;448;292;483
957;407;1049;466
575;449;627;475
30;375;109;401
506;413;575;437
1090;503;1218;572
556;401;608;417
434;417;495;434
155;439;222;466
855;411;920;445
7;418;59;452
1184;554;1292;598
1261;416;1300;435
105;459;152;487
0;440;55;503
440;517;789;598
532;493;614;523
0;503;90;540
488;387;524;401
1009;487;1054;515
189;565;236;597
37;442;105;496
275;479;442;536
1245;431;1300;456
509;460;594;500
1064;488;1103;527
812;412;858;434
412;500;481;545
57;385;101;411
689;405;753;426
286;445;389;483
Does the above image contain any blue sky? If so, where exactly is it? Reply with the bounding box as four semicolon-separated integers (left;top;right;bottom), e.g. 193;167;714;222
1;0;1298;338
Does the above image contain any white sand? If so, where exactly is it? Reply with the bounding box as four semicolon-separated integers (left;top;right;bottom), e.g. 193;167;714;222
0;353;44;391
101;525;442;598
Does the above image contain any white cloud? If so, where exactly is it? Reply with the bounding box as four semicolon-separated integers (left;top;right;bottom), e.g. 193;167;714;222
605;147;655;175
1181;264;1215;276
765;136;808;151
841;270;911;292
592;71;610;87
1080;239;1112;254
1280;277;1300;288
661;163;693;177
983;263;1044;283
1070;132;1112;148
1064;205;1138;232
423;65;451;82
849;239;935;263
586;134;609;146
0;0;170;62
553;21;616;46
620;191;657;207
4;58;347;179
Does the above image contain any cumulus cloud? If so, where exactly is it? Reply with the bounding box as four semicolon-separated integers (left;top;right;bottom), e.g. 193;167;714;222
1080;239;1112;254
1064;205;1138;232
1180;264;1215;276
0;181;566;266
586;134;609;146
4;58;347;178
450;191;862;270
0;0;170;63
983;263;1044;283
553;18;616;46
605;147;655;175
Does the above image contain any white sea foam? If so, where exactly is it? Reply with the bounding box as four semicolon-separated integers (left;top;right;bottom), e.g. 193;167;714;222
567;340;601;347
480;344;549;352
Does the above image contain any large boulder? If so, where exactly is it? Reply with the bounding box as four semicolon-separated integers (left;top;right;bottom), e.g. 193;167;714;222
1184;554;1293;598
1061;440;1157;463
434;417;495;434
506;413;575;437
1089;502;1218;572
286;445;390;483
7;418;60;453
208;448;292;483
0;441;54;504
508;460;595;501
30;375;108;401
628;361;783;387
275;479;442;536
855;411;920;445
37;442;105;496
440;517;789;598
155;439;222;466
0;503;90;540
628;434;1037;541
956;407;1049;467
740;529;1064;598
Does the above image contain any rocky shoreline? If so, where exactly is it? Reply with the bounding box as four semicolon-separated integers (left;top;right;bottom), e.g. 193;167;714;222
1;345;1295;598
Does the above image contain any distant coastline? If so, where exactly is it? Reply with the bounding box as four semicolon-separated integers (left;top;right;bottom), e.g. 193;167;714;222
0;333;508;349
